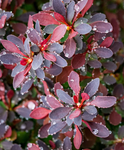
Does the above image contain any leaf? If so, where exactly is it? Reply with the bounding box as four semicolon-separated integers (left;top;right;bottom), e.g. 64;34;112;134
27;143;40;150
67;1;75;23
46;64;62;76
109;109;121;126
64;38;76;58
0;53;21;65
38;123;51;138
7;35;25;54
54;82;63;95
1;40;25;56
30;107;51;119
21;79;33;94
81;0;93;17
88;13;106;23
43;52;56;62
51;24;67;42
88;122;110;138
57;89;74;105
84;78;100;97
53;53;67;67
103;75;116;85
12;23;27;34
74;125;82;149
27;28;41;45
0;15;7;28
68;71;80;96
32;12;59;26
35;68;45;79
54;12;67;24
49;107;72;119
37;140;50;150
13;71;25;89
110;41;123;54
118;126;124;139
63;137;72;150
48;43;63;54
44;24;58;34
56;66;73;84
74;23;92;35
28;15;33;29
82;111;97;121
102;61;117;71
32;53;43;70
115;143;124;150
74;114;82;126
53;0;66;18
71;53;85;69
95;47;113;58
69;108;81;119
100;37;113;48
88;60;102;69
46;95;63;109
16;107;31;118
90;96;116;108
11;144;22;150
84;105;97;115
113;84;124;97
49;121;66;135
91;21;113;33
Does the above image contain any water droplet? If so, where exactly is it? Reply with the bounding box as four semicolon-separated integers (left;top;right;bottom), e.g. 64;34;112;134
92;129;98;135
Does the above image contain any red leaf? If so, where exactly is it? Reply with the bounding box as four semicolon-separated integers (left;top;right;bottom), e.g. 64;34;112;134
4;126;12;138
81;0;93;17
32;12;60;26
43;51;56;62
42;80;50;95
27;143;41;150
74;125;82;149
13;71;25;89
54;12;67;24
109;109;122;126
51;24;67;42
100;37;113;48
68;29;78;39
1;40;25;56
69;108;81;119
28;15;33;29
30;107;51;119
72;53;85;69
0;15;7;28
68;71;80;96
12;23;27;34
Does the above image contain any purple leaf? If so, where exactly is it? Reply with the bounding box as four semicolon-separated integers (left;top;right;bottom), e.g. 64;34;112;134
68;71;80;96
88;122;110;138
21;79;33;94
37;140;50;150
75;23;92;35
118;126;124;139
49;121;67;135
53;53;67;67
16;107;31;118
88;13;106;23
90;96;116;108
84;105;97;115
69;108;81;119
7;35;26;54
63;137;72;150
74;35;83;50
44;24;58;34
0;53;21;64
32;53;43;70
27;28;41;45
24;38;30;55
46;64;62;76
91;21;113;33
54;82;63;96
102;61;117;71
57;89;74;105
13;71;25;89
82;111;97;121
103;75;116;85
74;114;82;126
49;107;72;119
67;1;75;23
88;60;102;68
11;144;22;150
46;95;63;109
53;0;66;18
0;124;6;138
95;47;113;58
38;123;51;138
11;64;26;77
35;68;45;79
64;38;76;58
84;78;100;97
17;12;35;23
110;41;123;54
113;84;124;97
48;43;63;54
